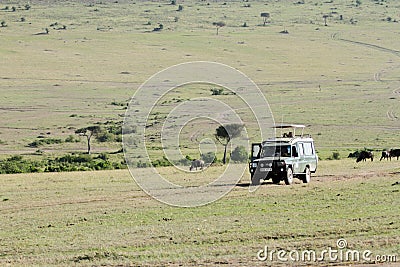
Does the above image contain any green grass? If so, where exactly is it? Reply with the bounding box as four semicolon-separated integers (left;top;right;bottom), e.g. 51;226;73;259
1;1;400;265
1;0;400;159
0;159;399;266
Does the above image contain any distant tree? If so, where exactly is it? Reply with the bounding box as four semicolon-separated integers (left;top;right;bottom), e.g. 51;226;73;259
322;14;330;26
177;4;183;11
215;123;244;164
24;4;31;10
0;21;7;27
75;126;102;154
261;12;270;26
11;6;16;12
212;21;225;35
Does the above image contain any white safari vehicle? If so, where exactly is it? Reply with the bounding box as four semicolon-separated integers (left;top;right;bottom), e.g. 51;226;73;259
249;124;318;185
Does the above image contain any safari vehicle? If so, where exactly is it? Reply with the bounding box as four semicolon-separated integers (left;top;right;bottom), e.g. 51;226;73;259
249;124;318;185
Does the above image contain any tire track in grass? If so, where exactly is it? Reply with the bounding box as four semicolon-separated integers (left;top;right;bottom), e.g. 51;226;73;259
332;32;400;121
332;33;400;56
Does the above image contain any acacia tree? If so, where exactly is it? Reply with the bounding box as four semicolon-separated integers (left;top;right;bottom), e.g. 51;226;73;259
260;12;270;26
212;21;225;35
322;14;330;26
215;123;244;164
75;126;102;154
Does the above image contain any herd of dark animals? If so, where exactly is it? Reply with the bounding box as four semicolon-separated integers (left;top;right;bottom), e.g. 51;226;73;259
189;149;400;170
189;149;400;169
356;149;400;162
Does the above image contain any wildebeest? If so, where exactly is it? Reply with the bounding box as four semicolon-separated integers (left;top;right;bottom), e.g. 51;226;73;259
356;151;373;162
380;150;391;161
190;159;204;171
390;149;400;160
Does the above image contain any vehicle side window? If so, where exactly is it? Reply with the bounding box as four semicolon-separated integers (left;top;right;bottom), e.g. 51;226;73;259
298;143;304;156
303;142;314;156
292;146;298;157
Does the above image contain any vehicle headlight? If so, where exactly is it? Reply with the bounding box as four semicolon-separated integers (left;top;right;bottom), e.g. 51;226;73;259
251;163;258;168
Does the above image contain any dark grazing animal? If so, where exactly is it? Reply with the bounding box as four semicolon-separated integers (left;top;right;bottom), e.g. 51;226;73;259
390;149;400;160
380;150;391;161
190;159;205;171
356;151;373;162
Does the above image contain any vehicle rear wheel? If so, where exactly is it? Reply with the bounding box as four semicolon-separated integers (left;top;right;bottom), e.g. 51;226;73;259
284;168;293;185
302;167;311;183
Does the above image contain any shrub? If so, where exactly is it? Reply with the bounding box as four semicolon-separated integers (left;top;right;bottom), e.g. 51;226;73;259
201;152;216;164
96;132;114;142
211;88;224;95
28;138;62;147
55;154;93;164
230;146;248;162
328;152;340;160
114;135;122;142
151;156;173;167
153;23;163;31
0;153;125;174
0;155;44;174
110;100;127;107
97;153;109;161
106;124;122;135
175;156;191;166
137;160;150;168
65;135;78;143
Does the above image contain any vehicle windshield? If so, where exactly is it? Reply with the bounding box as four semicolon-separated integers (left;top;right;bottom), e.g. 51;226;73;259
261;145;291;157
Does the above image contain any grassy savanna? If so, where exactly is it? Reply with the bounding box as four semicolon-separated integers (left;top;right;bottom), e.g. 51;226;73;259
0;0;400;266
0;160;399;266
0;0;400;159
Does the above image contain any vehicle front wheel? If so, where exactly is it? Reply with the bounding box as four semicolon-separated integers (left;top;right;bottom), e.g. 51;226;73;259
284;168;293;185
302;167;311;183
